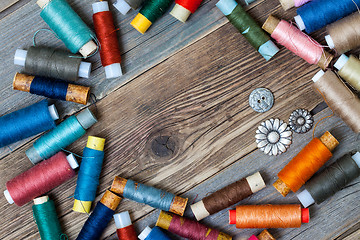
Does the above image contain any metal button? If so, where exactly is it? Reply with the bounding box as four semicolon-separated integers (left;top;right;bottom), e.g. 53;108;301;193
249;88;274;113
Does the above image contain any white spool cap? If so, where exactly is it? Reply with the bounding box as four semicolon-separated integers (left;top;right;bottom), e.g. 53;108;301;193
37;0;49;9
33;196;49;205
66;154;79;169
138;226;152;240
334;54;349;71
48;104;59;120
105;63;122;79
170;4;192;23
216;0;237;16
294;15;305;31
14;49;27;66
297;189;315;208
258;40;280;61
312;70;325;83
79;41;98;58
113;0;132;15
191;200;210;221
325;35;335;49
114;211;132;229
351;152;360;168
78;62;92;79
92;1;109;14
4;190;14;204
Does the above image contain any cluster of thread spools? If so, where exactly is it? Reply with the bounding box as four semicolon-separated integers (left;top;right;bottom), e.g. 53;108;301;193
3;0;360;239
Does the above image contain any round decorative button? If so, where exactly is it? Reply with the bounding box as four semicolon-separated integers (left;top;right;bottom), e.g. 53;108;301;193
289;109;314;134
249;88;274;113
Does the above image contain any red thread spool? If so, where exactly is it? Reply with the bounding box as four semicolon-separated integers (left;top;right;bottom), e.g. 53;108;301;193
92;1;122;79
114;211;137;240
170;0;203;22
4;151;78;206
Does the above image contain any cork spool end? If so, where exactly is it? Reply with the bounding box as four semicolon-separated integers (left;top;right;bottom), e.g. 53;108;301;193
100;190;122;211
317;51;334;70
170;196;188;216
13;72;33;92
155;211;172;230
319;131;339;152
273;178;291;197
262;15;280;34
257;229;275;240
111;176;128;195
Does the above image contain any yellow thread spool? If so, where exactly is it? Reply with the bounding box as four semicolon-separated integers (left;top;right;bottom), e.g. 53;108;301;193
131;13;152;34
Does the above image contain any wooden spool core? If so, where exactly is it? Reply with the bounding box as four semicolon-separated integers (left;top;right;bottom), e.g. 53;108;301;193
13;72;33;92
111;176;127;195
100;190;122;211
258;230;276;240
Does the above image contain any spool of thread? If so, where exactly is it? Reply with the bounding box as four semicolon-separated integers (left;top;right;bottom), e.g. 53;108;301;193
32;196;66;240
0;100;58;148
262;15;333;70
295;0;360;34
13;73;90;105
26;108;97;164
36;0;97;58
273;131;339;197
156;211;232;240
229;205;309;228
325;13;360;54
114;211;137;240
113;0;144;15
248;230;275;240
130;0;173;34
4;151;78;206
14;47;91;81
216;0;279;61
111;176;188;216
278;0;312;11
190;172;265;221
76;190;122;240
73;136;105;213
297;152;360;207
334;54;360;91
138;226;171;240
92;1;122;79
170;0;203;23
312;70;360;133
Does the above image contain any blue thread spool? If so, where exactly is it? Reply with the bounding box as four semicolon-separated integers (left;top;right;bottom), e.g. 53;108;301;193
26;108;97;164
36;0;97;58
138;226;172;240
0;100;58;148
73;136;105;213
76;190;122;240
295;0;360;33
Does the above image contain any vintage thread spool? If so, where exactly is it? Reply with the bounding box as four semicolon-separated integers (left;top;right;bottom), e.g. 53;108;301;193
92;1;122;79
273;131;339;197
73;136;106;213
111;176;188;216
294;0;360;34
14;47;91;81
229;205;309;228
312;70;360;133
156;211;232;240
138;226;171;240
216;0;279;61
0;100;58;148
114;0;144;15
36;0;97;58
262;15;333;70
170;0;203;23
248;230;275;240
76;190;122;240
334;54;360;91
13;73;90;105
325;13;360;54
278;0;312;11
32;196;66;240
114;211;138;240
190;172;265;221
297;152;360;207
26;108;97;164
4;151;78;206
130;0;173;34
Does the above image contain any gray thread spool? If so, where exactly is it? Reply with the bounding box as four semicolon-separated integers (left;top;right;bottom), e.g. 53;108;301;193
14;47;91;81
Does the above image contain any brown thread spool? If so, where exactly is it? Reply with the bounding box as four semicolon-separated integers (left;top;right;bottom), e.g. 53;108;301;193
190;172;265;221
13;72;90;105
334;54;360;91
273;131;338;197
229;205;309;228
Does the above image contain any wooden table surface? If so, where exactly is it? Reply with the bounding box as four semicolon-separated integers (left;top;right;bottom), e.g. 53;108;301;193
0;0;359;239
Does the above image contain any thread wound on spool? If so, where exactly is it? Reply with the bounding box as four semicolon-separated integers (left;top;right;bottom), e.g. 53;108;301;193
170;0;203;22
139;226;171;240
337;55;360;91
115;211;137;240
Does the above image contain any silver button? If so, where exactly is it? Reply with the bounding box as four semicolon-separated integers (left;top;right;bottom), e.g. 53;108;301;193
249;88;274;113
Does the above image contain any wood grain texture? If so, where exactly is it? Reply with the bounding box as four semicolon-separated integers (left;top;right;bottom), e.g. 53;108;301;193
0;0;20;13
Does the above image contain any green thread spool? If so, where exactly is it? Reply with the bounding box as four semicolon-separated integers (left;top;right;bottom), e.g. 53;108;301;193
334;54;360;91
216;0;279;60
33;196;67;240
37;0;97;58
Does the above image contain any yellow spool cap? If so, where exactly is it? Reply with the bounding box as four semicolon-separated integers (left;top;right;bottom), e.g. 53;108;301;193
86;136;105;151
131;13;152;34
73;199;92;213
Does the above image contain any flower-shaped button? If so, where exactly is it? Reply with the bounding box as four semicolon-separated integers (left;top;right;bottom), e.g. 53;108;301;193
289;109;314;134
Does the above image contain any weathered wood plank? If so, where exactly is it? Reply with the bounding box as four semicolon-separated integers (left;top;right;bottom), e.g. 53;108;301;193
0;0;20;13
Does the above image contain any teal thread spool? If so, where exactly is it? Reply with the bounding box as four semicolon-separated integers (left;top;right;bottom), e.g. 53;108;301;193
32;196;67;240
26;108;97;164
37;0;97;58
216;0;279;60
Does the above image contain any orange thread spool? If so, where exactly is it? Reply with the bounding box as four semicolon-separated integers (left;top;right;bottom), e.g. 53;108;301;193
273;131;338;197
229;205;309;228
